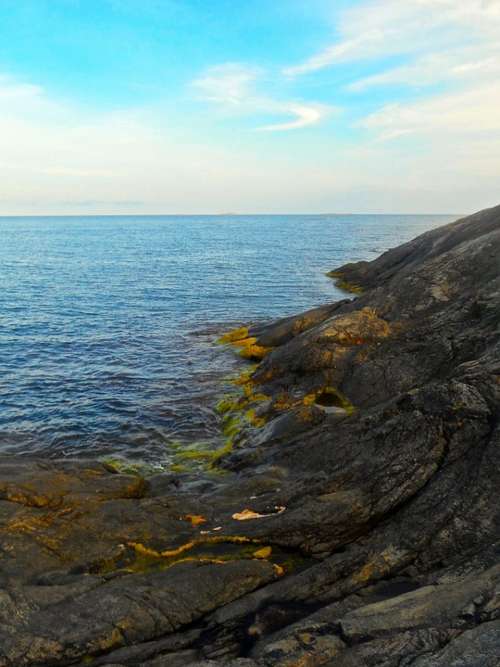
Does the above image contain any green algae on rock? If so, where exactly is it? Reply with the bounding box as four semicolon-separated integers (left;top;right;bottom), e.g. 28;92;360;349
218;326;273;361
326;269;364;294
2;204;500;666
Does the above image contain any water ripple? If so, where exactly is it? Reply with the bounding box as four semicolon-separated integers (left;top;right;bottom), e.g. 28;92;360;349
0;214;456;463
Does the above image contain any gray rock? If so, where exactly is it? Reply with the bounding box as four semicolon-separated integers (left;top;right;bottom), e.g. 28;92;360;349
411;621;500;666
1;204;500;665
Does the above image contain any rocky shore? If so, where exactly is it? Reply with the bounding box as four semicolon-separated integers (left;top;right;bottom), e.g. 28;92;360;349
1;204;499;666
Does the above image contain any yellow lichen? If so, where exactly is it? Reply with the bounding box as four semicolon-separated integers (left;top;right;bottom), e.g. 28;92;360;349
218;328;272;361
353;561;377;584
169;436;235;472
100;458;156;477
218;326;250;344
216;395;242;414
171;437;236;471
168;337;270;475
4;490;60;509
336;279;364;294
302;393;317;407
319;308;390;346
232;509;264;521
96;627;123;652
273;392;297;412
183;514;207;526
170;463;188;474
207;535;255;545
7;513;56;534
231;366;258;386
216;389;267;417
247;391;268;403
96;535;301;578
297;405;316;423
253;546;272;559
129;540;196;559
326;271;364;294
245;409;266;428
127;535;263;570
175;449;216;462
352;547;403;585
237;342;271;361
210;440;235;464
222;415;242;439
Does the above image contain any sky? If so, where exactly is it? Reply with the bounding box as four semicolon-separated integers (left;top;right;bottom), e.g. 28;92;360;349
1;0;499;215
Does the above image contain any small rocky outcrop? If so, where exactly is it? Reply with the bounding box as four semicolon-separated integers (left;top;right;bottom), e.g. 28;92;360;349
1;204;499;666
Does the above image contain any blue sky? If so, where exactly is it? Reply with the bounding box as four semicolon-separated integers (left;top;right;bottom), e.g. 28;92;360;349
1;0;499;214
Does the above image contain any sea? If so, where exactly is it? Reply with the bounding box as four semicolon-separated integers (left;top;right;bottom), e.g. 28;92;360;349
0;214;457;466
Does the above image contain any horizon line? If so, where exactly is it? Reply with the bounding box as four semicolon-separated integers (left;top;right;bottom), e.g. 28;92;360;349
0;211;465;219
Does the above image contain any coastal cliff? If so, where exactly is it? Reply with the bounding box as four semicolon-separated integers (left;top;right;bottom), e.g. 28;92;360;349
1;204;499;666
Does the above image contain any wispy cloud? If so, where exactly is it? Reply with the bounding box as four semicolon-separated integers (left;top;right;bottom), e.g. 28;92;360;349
0;70;337;215
191;63;261;106
282;0;500;153
348;47;500;92
0;75;44;102
0;74;60;118
192;63;329;132
257;105;324;132
2;0;500;216
360;82;500;139
285;0;500;77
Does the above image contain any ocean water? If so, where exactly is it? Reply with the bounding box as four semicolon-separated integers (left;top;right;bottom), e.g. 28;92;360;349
0;214;457;464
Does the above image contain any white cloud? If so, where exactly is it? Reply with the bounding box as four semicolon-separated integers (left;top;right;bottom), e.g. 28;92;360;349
348;47;500;91
360;82;500;138
0;74;61;120
0;70;335;214
258;105;324;132
281;0;500;176
285;0;500;76
0;76;43;102
191;63;260;106
1;34;499;217
192;63;329;131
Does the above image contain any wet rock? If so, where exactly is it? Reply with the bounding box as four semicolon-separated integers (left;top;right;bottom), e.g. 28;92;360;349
0;561;277;666
339;564;500;642
1;205;500;665
138;649;199;666
411;620;500;666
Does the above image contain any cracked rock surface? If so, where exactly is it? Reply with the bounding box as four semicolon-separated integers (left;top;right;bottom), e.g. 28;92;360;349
1;204;499;666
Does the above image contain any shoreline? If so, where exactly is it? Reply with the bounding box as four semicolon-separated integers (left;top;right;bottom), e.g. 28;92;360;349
1;204;499;666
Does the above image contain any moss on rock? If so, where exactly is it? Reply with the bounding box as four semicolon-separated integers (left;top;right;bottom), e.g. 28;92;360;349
218;326;272;361
326;270;364;294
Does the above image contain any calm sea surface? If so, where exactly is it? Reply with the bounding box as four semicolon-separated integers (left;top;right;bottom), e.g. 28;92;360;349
0;214;457;465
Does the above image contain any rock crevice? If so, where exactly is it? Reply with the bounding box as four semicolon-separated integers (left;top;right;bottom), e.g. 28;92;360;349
1;205;500;665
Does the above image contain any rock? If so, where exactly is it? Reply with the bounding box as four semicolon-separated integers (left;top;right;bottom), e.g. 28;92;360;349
0;561;278;666
139;650;199;666
339;564;500;640
1;204;500;665
328;203;500;292
411;621;500;666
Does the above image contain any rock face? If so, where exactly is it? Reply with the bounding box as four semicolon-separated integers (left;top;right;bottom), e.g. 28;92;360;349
1;204;499;666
